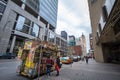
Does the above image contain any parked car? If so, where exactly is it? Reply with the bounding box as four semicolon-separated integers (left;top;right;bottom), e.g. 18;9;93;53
71;56;79;62
0;53;15;59
77;56;81;61
60;57;73;64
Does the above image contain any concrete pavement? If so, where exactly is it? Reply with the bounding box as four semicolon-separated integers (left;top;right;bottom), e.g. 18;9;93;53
0;59;29;80
0;59;120;80
35;59;120;80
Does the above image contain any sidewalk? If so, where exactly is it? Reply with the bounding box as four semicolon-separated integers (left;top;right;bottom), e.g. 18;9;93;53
34;59;120;80
34;71;70;80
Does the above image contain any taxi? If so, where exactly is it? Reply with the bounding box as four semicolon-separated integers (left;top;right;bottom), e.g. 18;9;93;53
60;57;73;64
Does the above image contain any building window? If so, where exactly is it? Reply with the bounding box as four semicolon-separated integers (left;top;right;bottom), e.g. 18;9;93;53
22;25;29;34
56;37;60;46
1;0;8;3
0;2;6;13
95;32;99;44
31;23;40;37
49;32;55;43
98;23;102;34
15;16;30;34
15;16;25;31
91;0;97;4
113;18;120;35
102;6;108;22
24;18;31;26
26;0;39;12
0;14;2;21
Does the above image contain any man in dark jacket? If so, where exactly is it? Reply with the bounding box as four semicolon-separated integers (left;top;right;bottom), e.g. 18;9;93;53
56;56;60;76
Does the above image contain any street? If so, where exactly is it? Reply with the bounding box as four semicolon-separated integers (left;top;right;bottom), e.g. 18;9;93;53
0;59;29;80
0;59;120;80
37;59;120;80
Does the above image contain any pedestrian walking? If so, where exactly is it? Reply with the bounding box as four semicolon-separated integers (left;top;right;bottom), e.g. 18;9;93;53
55;56;60;76
46;56;54;76
85;56;89;64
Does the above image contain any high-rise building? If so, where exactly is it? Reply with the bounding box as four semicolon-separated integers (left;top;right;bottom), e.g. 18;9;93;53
20;0;58;31
61;31;67;40
40;0;58;30
88;0;120;63
0;0;60;55
81;33;86;57
76;37;81;46
69;35;76;46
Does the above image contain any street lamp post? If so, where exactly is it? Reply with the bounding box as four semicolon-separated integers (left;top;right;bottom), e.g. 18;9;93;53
37;44;42;80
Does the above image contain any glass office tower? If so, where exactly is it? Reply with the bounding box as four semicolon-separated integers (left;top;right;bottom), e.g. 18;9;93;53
0;0;59;54
40;0;58;28
22;0;58;29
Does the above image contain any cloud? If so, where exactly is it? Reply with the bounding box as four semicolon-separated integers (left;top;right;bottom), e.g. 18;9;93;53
57;1;82;27
56;0;91;53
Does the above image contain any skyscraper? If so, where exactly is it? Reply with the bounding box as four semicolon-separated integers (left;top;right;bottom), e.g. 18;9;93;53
61;31;67;40
81;33;86;57
0;0;59;54
21;0;58;30
40;0;58;29
69;35;76;46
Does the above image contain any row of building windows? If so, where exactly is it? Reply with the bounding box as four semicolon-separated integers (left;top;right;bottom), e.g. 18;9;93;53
0;0;7;21
40;0;57;27
15;15;40;37
21;0;57;28
40;2;57;27
49;32;55;43
1;0;8;3
96;5;108;43
25;0;39;12
96;0;114;41
14;15;67;48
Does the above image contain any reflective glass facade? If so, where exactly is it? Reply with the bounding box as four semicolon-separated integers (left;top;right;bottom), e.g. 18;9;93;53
40;0;58;28
15;16;30;34
49;32;55;43
31;23;40;37
22;0;58;28
15;15;40;37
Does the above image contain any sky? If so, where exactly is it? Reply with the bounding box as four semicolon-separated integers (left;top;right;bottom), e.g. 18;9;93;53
56;0;91;53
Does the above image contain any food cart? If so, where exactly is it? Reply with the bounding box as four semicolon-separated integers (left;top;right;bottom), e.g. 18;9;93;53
17;39;59;78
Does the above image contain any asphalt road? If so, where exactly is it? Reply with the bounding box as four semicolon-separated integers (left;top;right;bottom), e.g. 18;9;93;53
0;59;120;80
59;60;120;80
36;59;120;80
0;59;29;80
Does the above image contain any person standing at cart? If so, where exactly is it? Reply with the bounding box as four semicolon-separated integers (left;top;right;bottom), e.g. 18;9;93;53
46;56;53;76
55;56;60;76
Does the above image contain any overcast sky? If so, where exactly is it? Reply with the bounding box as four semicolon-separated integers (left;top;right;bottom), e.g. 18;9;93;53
56;0;91;53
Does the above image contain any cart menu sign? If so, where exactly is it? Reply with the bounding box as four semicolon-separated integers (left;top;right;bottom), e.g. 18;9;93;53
24;41;32;50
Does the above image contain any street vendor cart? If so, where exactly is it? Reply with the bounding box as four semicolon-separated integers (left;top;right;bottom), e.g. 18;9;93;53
17;39;59;78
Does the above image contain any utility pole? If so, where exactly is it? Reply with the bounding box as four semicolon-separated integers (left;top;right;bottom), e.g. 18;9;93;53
37;44;42;80
37;38;43;80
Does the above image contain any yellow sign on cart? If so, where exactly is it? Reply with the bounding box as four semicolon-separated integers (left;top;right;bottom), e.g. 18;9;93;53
24;41;32;50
